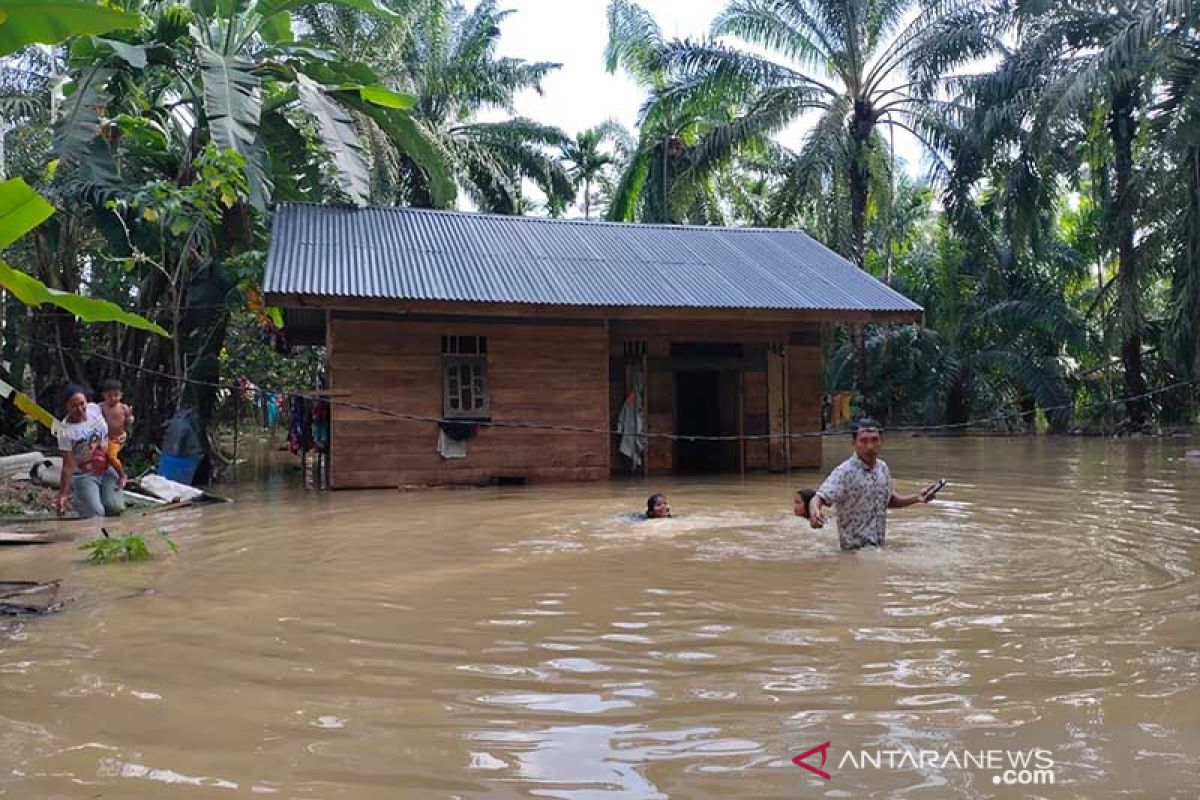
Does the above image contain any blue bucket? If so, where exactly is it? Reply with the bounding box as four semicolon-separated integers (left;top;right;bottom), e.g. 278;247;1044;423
158;453;200;484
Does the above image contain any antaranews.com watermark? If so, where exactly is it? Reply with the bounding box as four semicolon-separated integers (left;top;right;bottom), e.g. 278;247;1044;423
794;742;1055;786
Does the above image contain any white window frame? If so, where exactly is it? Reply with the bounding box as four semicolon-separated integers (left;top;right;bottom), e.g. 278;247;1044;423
442;336;490;418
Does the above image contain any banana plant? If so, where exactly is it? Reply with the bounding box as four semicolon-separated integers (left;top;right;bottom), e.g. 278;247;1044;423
52;0;455;210
0;0;139;55
0;0;167;335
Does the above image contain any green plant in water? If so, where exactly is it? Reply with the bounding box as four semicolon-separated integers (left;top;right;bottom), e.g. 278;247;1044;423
80;529;177;564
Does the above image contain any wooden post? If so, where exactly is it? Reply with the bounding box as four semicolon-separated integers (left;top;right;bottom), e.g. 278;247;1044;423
641;350;649;481
603;319;612;478
784;343;792;473
738;371;746;478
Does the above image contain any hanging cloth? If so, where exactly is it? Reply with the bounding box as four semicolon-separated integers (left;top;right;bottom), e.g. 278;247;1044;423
313;398;330;453
439;420;479;442
437;429;468;459
288;395;312;454
617;363;647;472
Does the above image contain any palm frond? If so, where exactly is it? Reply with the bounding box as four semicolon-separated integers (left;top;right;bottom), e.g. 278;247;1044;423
711;0;835;75
605;0;664;81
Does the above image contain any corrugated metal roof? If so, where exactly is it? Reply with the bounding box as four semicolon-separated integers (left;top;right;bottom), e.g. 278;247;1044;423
264;203;922;315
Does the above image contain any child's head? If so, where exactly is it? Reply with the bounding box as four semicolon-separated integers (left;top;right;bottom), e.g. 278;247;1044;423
646;493;671;519
794;488;816;518
101;378;122;403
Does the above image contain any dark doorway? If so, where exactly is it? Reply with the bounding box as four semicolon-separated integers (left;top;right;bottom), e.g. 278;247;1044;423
675;370;740;472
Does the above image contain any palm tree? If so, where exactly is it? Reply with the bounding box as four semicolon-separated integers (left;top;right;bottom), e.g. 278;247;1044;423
966;0;1181;430
653;0;999;390
604;0;769;224
1138;4;1200;413
560;122;628;219
27;0;451;436
838;219;1085;430
306;0;573;213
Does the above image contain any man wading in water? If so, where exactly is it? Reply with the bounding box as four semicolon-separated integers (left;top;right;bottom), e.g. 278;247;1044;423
808;418;936;550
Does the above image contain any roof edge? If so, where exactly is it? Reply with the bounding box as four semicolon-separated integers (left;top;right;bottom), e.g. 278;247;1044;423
265;293;923;324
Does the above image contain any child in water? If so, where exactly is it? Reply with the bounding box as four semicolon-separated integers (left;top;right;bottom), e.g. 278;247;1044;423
99;379;134;488
646;493;671;519
793;488;816;519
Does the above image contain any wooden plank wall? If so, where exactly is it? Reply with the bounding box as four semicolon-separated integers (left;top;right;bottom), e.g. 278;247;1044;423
328;313;609;488
788;329;822;469
742;370;769;469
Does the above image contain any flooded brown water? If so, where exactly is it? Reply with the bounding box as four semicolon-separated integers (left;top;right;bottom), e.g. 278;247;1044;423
1;436;1198;799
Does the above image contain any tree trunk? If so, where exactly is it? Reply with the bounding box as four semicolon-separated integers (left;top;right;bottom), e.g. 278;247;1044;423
1018;392;1036;433
848;103;874;394
1109;88;1149;430
583;177;591;220
946;375;970;426
1184;144;1200;382
29;215;87;402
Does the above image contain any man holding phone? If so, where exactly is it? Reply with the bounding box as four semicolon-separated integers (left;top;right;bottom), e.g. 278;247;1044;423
808;417;941;550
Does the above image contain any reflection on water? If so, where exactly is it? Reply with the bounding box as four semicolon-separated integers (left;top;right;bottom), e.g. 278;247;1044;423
1;436;1198;798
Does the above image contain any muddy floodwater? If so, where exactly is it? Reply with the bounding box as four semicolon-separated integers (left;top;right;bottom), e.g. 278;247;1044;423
2;436;1198;798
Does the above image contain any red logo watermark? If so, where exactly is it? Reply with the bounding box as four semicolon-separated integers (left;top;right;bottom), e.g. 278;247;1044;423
792;741;832;780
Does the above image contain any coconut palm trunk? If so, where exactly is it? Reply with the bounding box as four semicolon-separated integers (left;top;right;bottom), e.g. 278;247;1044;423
1109;87;1148;429
848;105;874;393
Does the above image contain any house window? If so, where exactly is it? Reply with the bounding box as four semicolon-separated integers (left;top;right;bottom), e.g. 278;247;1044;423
442;336;489;418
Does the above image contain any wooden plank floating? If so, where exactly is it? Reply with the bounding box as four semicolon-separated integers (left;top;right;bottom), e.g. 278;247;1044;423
0;530;76;546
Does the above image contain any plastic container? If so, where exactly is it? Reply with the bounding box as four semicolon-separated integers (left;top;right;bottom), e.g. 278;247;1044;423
157;453;200;485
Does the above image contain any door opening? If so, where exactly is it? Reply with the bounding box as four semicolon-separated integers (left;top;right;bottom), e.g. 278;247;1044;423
675;369;740;473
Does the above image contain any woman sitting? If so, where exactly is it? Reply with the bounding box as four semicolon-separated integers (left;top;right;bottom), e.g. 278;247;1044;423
55;384;125;519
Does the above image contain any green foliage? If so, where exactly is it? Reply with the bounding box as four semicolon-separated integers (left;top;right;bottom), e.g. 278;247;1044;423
302;0;568;212
2;0;1198;441
0;0;139;56
220;307;324;390
79;530;177;565
561;122;629;218
0;178;169;334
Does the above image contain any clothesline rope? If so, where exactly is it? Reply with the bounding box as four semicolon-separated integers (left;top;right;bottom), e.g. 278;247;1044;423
16;335;1199;442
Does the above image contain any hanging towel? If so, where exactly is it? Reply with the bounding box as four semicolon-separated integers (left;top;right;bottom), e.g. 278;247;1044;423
264;393;279;429
437;428;468;459
616;364;646;472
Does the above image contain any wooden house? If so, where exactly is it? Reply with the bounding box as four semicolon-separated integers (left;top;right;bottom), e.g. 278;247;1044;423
264;204;922;489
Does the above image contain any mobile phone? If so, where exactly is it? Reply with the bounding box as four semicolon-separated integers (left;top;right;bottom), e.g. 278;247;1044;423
925;478;948;498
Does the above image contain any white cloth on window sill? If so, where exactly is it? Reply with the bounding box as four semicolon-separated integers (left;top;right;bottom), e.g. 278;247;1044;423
438;429;468;459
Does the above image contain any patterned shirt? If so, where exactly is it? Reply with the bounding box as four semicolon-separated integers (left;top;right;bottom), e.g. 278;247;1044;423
57;402;109;476
817;455;893;550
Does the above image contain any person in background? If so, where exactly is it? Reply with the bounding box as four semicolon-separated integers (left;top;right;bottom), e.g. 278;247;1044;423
56;384;125;518
646;493;672;519
793;488;817;519
808;417;934;550
99;378;133;488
